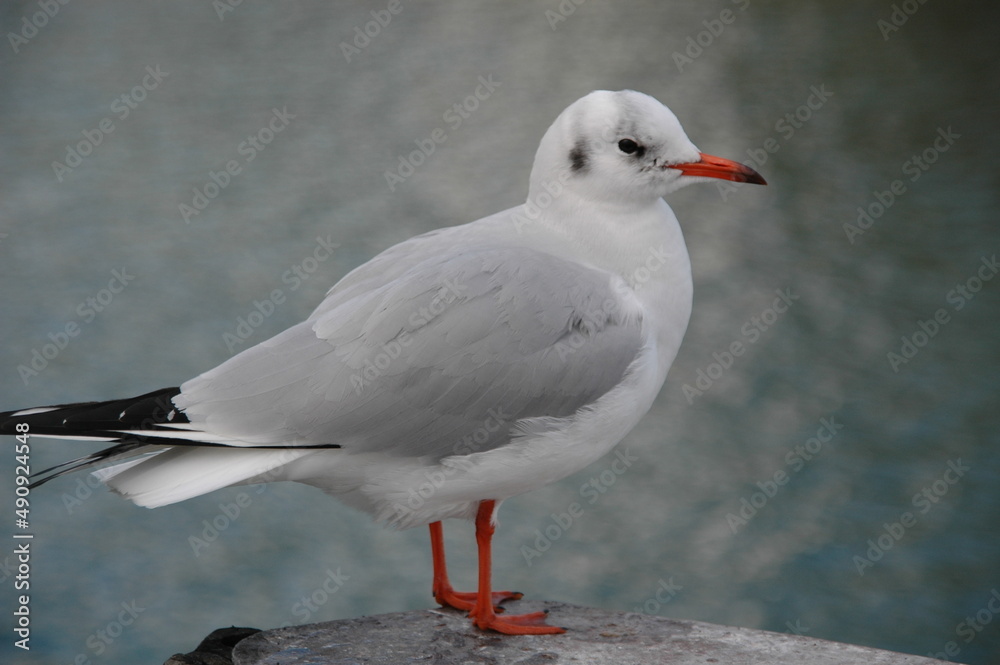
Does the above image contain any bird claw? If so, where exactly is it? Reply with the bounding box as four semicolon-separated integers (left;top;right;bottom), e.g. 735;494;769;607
435;587;523;613
470;607;566;635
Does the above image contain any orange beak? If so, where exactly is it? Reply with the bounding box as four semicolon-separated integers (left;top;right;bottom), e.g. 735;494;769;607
670;152;767;185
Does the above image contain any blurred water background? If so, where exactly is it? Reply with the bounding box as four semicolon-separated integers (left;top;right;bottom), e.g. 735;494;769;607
1;1;998;663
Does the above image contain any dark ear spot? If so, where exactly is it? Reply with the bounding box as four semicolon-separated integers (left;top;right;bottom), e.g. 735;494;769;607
569;139;589;173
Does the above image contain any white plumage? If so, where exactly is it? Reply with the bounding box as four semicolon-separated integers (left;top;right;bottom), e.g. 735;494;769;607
3;89;765;634
101;91;703;521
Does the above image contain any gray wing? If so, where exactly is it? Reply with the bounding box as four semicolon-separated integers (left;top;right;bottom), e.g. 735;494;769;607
175;245;645;459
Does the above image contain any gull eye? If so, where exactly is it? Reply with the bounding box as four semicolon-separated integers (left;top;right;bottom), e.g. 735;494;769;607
617;138;640;155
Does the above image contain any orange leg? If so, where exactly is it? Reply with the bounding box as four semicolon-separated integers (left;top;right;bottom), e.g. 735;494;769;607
467;500;566;634
429;520;522;612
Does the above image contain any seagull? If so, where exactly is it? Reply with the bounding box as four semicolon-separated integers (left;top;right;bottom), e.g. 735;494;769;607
1;90;764;634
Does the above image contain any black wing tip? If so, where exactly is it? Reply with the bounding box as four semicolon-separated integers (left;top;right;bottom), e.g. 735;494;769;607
5;386;344;487
1;386;186;436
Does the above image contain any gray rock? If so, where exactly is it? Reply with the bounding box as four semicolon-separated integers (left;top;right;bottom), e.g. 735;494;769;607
176;602;955;665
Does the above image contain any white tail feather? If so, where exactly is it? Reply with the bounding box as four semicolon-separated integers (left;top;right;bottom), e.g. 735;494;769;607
100;447;316;508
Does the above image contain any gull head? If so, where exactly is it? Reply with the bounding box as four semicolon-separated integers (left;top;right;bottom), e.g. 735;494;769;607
530;90;765;207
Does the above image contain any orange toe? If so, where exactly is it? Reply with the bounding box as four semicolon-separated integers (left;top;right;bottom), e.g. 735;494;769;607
435;585;523;612
470;607;566;635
